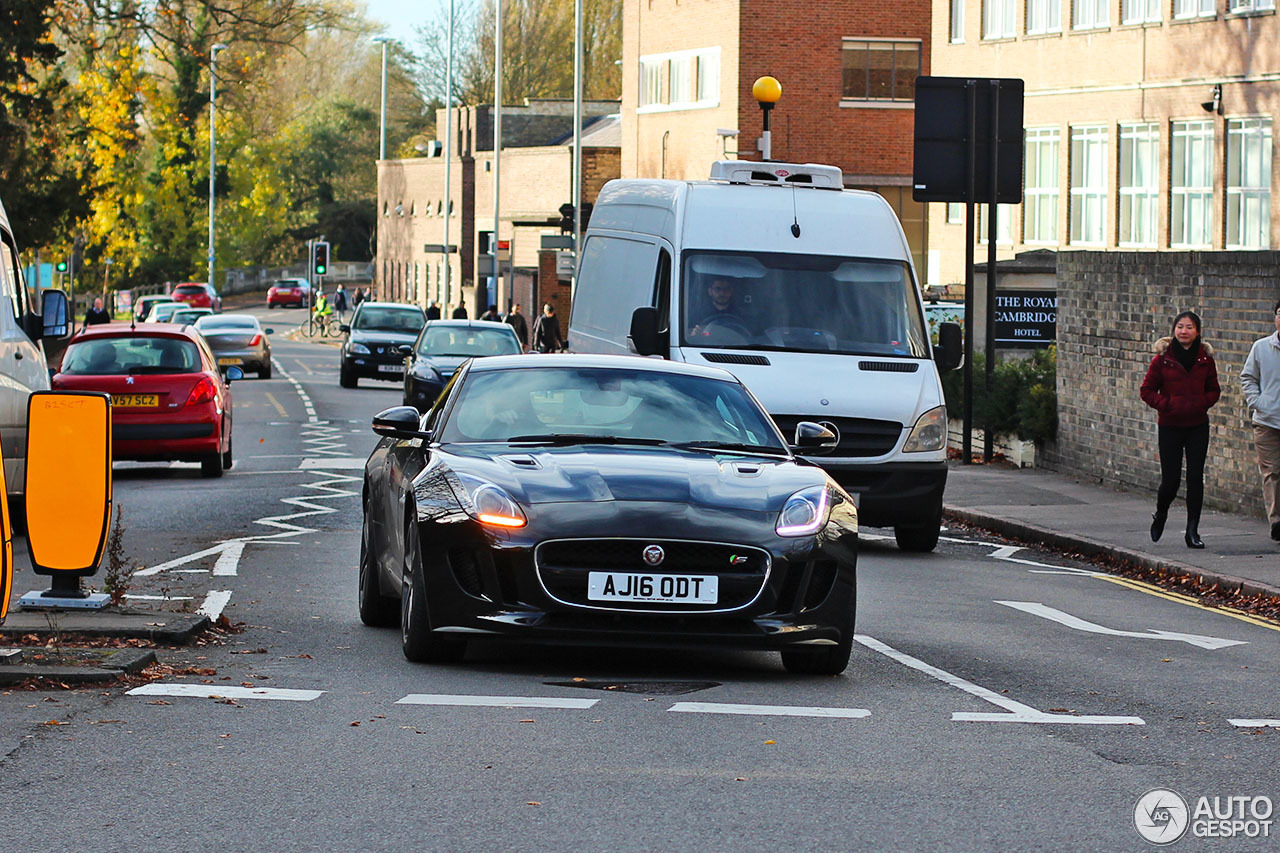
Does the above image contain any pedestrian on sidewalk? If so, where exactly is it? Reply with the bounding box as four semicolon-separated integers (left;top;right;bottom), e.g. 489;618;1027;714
426;301;441;321
532;303;563;353
452;301;468;319
333;284;349;321
503;303;529;350
1140;311;1221;549
1240;298;1280;541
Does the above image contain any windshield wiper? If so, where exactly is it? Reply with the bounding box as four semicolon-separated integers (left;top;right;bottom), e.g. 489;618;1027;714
506;434;670;447
671;440;788;456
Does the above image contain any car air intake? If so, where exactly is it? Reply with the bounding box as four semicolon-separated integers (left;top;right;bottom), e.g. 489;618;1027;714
702;352;770;366
858;361;920;373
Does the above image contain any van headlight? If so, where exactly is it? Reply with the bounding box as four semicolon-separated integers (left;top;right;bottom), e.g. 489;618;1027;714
452;473;527;528
776;486;832;537
903;405;947;452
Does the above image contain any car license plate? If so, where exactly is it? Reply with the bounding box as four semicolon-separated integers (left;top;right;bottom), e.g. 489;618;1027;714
587;572;718;604
217;357;242;366
112;394;158;408
378;363;404;373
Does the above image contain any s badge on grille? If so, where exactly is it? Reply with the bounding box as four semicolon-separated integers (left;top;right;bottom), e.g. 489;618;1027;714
729;555;748;565
642;545;665;566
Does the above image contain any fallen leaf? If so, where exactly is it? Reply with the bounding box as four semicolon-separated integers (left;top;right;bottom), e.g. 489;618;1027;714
240;682;254;687
219;734;231;739
350;721;361;727
43;720;66;726
519;719;535;723
572;677;587;683
1048;708;1070;713
146;700;171;706
764;740;776;745
734;777;748;782
527;802;541;807
1162;658;1172;663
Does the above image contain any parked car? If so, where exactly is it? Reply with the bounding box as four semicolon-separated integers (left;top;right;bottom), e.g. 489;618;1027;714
144;302;185;323
134;295;177;324
194;314;273;378
359;353;858;674
402;320;522;413
171;307;215;326
338;301;426;388
51;323;240;477
171;282;221;312
266;278;312;309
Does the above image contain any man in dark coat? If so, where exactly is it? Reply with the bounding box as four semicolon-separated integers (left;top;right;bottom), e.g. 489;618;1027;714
426;301;441;320
83;296;112;330
452;301;468;319
531;303;563;353
503;303;529;349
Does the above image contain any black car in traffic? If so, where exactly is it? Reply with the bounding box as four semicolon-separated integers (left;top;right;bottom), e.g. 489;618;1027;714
402;319;523;412
359;353;859;674
339;302;427;388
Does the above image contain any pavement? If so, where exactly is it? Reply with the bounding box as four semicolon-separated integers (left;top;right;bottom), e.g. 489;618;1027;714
943;459;1280;599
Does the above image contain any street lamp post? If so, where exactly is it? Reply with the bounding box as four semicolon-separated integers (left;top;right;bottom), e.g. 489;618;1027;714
442;0;454;310
752;76;782;161
492;0;503;315
373;36;391;161
208;43;227;294
571;0;583;299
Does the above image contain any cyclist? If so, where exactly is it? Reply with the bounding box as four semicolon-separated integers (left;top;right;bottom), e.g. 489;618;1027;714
312;290;334;334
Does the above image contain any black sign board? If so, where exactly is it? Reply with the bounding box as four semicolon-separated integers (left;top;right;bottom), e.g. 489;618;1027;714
912;77;1025;204
994;290;1056;347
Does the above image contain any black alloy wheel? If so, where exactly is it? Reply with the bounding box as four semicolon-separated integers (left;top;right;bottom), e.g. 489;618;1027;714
358;508;398;627
400;505;466;663
259;358;273;379
339;361;357;388
780;581;856;676
894;499;943;553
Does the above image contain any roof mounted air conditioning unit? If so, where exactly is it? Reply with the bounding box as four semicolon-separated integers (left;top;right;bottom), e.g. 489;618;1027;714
708;160;843;189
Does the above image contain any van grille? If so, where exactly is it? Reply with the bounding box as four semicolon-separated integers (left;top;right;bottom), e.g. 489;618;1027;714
771;415;902;457
859;361;919;373
701;352;771;366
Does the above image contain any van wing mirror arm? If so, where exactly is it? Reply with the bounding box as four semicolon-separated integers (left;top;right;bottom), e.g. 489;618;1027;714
934;322;963;372
628;307;668;357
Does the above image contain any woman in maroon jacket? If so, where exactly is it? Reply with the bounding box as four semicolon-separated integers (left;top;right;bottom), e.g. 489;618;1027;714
1140;311;1221;548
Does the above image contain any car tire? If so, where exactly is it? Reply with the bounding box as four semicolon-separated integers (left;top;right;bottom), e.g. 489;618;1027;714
259;360;273;379
201;452;224;478
222;432;233;470
358;511;398;627
340;363;357;388
781;596;855;676
400;508;466;663
894;500;942;553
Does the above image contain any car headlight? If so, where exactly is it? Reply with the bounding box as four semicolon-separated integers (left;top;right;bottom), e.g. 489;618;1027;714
348;342;370;355
452;473;527;528
903;405;947;452
776;485;832;537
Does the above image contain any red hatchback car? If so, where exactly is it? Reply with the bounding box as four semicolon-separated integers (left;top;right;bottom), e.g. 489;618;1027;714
52;324;239;477
171;282;221;312
266;278;311;309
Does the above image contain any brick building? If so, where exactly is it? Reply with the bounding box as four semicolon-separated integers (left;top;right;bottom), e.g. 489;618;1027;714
929;0;1279;289
622;0;932;272
376;99;620;317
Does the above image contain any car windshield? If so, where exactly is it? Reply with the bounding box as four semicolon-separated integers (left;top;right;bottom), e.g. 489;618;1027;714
418;326;521;357
174;285;206;296
197;316;257;331
355;306;426;333
62;336;202;375
150;304;181;320
679;250;930;357
439;366;786;450
272;280;307;289
172;310;210;324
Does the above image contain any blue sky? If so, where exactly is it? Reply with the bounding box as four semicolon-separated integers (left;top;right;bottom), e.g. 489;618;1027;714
363;0;447;49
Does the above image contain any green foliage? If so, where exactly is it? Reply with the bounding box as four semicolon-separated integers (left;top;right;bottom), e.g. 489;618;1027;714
941;346;1058;443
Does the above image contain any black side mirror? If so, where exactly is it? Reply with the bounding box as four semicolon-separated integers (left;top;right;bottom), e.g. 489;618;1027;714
225;366;245;382
39;290;70;340
264;328;275;335
628;307;667;357
339;323;351;334
792;421;838;455
372;405;431;439
398;345;414;357
934;322;963;373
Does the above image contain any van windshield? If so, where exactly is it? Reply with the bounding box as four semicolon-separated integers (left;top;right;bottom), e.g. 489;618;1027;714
679;251;930;357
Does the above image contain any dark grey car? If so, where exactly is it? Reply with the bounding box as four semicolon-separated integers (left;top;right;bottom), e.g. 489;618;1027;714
195;314;273;378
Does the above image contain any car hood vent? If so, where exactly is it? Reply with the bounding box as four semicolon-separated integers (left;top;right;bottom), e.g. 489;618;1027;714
702;352;771;366
501;455;541;470
859;361;919;373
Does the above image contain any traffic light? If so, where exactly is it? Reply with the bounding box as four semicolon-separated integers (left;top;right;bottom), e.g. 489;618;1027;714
313;242;329;276
55;260;67;273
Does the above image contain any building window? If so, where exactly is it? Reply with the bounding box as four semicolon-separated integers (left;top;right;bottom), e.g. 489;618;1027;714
640;58;663;108
1230;0;1275;11
1069;125;1108;245
951;0;966;41
1171;119;1214;248
638;49;719;111
1121;0;1160;22
977;204;1014;244
696;52;719;101
1118;122;1159;247
1024;127;1060;244
670;55;693;105
1174;0;1215;18
1227;117;1272;249
841;40;920;101
1027;0;1062;34
946;202;964;223
984;0;1017;38
1073;0;1109;28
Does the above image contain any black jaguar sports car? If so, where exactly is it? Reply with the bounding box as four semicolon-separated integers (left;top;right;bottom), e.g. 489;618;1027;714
359;353;859;675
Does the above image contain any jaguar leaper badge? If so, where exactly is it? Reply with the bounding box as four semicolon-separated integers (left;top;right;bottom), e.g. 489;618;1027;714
642;545;665;566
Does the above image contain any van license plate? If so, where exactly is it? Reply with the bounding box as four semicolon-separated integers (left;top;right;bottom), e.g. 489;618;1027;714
587;572;717;604
112;394;158;408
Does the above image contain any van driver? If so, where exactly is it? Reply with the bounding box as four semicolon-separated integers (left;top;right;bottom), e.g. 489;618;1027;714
689;277;751;338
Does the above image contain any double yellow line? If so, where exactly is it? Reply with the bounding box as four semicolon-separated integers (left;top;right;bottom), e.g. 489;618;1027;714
1099;574;1280;633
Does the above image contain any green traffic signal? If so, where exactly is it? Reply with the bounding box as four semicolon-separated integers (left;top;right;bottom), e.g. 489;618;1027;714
56;260;67;273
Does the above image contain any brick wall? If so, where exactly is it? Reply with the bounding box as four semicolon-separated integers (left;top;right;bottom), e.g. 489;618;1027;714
1046;251;1280;517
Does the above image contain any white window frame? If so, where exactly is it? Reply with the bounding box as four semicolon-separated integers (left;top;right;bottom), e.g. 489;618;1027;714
1121;0;1161;22
1173;0;1215;18
951;0;966;41
1027;0;1062;33
984;0;1017;38
1118;122;1159;247
1073;0;1110;29
1070;125;1109;246
978;204;1014;245
1171;119;1214;249
1024;127;1060;244
946;202;964;224
638;48;720;113
1227;117;1272;249
1230;0;1274;12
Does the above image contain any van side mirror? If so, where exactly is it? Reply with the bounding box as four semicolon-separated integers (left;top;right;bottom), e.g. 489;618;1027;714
40;290;70;340
339;323;351;334
628;307;667;357
934;322;962;372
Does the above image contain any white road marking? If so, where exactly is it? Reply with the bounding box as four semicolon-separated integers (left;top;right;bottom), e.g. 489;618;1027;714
668;702;869;719
124;594;193;601
1229;719;1280;728
127;684;323;702
299;457;366;470
855;634;1145;725
395;694;599;709
996;601;1247;650
989;545;1022;558
198;590;233;620
213;540;244;576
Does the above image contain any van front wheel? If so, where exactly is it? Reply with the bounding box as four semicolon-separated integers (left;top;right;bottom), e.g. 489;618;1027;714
894;501;942;552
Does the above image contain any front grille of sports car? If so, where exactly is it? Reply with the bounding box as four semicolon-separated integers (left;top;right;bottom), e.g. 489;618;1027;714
534;538;770;612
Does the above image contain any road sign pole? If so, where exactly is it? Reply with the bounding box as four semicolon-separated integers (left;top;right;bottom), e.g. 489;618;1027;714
984;80;1000;464
962;82;976;465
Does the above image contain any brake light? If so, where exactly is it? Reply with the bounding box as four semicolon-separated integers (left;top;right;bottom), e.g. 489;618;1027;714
249;334;262;346
186;376;217;405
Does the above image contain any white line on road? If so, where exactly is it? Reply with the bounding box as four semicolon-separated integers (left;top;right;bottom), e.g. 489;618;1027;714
395;694;599;709
298;457;366;470
668;702;870;719
1229;719;1280;728
855;634;1145;725
996;600;1247;650
198;590;232;621
127;684;324;702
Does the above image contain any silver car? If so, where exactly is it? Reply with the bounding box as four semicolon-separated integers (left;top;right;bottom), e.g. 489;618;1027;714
195;314;274;379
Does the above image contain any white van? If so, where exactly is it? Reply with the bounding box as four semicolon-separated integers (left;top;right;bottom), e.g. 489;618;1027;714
569;160;962;551
0;197;71;510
